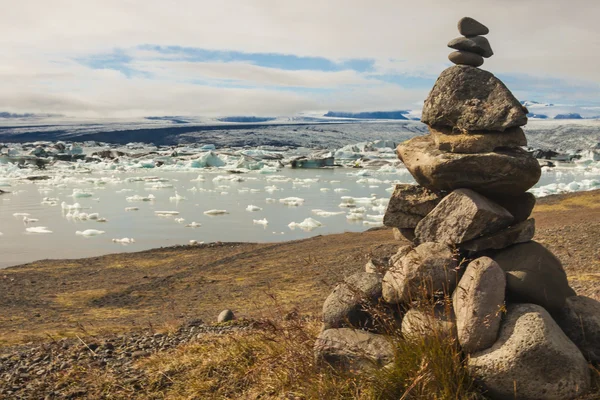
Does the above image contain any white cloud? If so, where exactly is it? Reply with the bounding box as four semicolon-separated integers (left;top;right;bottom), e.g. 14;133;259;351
1;0;600;116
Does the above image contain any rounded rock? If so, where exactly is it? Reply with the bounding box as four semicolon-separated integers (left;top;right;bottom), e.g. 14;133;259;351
458;17;489;36
448;36;493;58
217;309;234;323
448;51;484;67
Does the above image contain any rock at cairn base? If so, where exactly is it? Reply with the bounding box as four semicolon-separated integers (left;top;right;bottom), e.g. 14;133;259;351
383;184;443;229
491;192;536;224
421;66;528;132
555;295;600;363
314;328;394;371
448;51;484;67
452;257;505;353
468;303;590;400
401;306;456;341
429;126;527;154
397;135;541;196
492;241;576;312
415;188;514;245
459;218;535;252
382;242;458;304
217;309;234;322
448;36;493;58
458;17;489;36
322;272;382;330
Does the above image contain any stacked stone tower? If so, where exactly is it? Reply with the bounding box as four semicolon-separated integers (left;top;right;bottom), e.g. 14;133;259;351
315;17;599;400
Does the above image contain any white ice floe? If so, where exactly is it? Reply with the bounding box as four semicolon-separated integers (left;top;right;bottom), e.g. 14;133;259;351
175;218;185;223
288;217;322;231
529;179;600;197
169;193;187;201
186;222;202;228
23;217;39;223
320;188;330;192
126;194;155;201
279;197;305;206
189;240;205;245
155;211;180;216
265;198;276;203
61;202;84;210
334;188;349;193
26;226;53;234
253;218;269;226
204;209;228;215
76;229;105;236
125;207;139;211
190;175;205;182
311;209;345;217
70;189;93;198
13;212;30;217
112;238;135;244
246;205;262;212
363;221;383;227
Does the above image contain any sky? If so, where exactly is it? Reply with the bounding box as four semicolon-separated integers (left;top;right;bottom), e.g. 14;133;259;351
1;0;600;118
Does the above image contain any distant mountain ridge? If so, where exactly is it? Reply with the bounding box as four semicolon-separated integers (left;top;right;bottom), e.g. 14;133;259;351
324;111;411;120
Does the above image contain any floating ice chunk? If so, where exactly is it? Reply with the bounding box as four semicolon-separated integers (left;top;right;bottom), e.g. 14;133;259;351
191;175;205;182
363;221;383;227
265;185;281;193
320;188;330;192
126;194;155;201
288;217;322;231
266;198;276;203
23;217;39;223
88;213;100;220
204;209;228;215
13;212;30;217
155;211;180;216
175;218;185;223
311;209;345;217
246;205;262;212
70;189;93;198
186;222;202;228
334;188;349;193
97;218;108;223
346;212;365;221
253;218;269;226
147;183;174;189
189;240;205;245
26;226;53;234
279;197;305;206
76;229;105;236
61;202;84;210
169;193;187;201
366;214;384;221
112;238;135;244
125;207;139;211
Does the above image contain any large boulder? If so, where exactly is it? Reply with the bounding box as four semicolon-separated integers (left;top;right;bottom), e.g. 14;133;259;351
452;257;505;353
429;126;526;154
421;66;527;132
491;241;576;312
555;295;600;363
382;242;458;304
459;218;535;252
415;189;514;245
401;307;456;340
383;184;444;229
314;328;394;371
397;135;541;196
468;303;590;400
322;272;382;330
491;192;536;223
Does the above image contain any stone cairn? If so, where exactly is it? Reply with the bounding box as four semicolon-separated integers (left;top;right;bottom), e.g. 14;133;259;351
314;17;599;400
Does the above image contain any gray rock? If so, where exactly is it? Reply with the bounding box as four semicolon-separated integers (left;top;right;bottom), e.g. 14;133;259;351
388;245;413;268
458;17;489;36
392;228;415;242
322;272;382;330
397;135;541;196
314;328;394;370
452;257;505;353
492;241;576;312
383;184;444;229
491;192;536;223
429;126;526;154
448;36;493;58
401;307;456;340
468;303;590;400
421;66;527;132
217;309;234;323
555;295;600;363
415;189;514;245
448;50;484;67
382;242;458;304
460;218;535;252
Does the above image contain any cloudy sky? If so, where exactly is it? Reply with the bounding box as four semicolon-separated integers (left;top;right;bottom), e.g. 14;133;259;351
1;0;599;118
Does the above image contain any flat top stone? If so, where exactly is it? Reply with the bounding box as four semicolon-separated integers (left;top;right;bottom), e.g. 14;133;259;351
421;66;527;132
458;17;489;36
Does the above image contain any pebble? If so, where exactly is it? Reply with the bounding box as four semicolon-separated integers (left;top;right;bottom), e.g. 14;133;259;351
458;16;489;36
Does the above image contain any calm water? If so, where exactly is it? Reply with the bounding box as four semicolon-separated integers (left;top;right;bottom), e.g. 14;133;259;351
0;164;598;269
